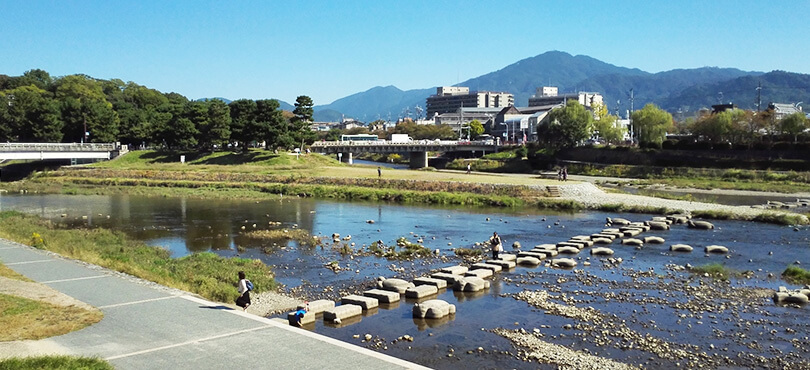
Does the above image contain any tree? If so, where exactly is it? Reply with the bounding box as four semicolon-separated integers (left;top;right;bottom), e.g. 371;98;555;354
229;99;258;150
1;86;63;142
469;119;484;138
199;99;231;150
54;75;118;143
537;101;593;148
780;112;808;142
290;95;316;147
255;99;286;149
590;102;624;145
631;104;672;147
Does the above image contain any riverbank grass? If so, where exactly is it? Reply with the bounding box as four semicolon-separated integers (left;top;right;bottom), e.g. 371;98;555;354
0;211;276;303
0;356;113;370
689;263;741;280
0;293;102;341
782;266;810;285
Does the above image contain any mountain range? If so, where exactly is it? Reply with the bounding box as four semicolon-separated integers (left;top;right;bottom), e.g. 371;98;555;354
309;51;810;122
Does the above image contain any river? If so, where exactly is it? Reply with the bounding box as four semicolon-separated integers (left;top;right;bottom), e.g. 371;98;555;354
2;193;809;368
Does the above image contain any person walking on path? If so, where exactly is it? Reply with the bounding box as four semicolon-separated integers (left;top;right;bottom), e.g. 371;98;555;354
466;163;471;174
489;232;503;260
562;167;568;181
235;271;251;311
377;166;382;178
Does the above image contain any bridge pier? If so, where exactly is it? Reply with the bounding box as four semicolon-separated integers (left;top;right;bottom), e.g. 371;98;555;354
409;151;428;169
337;152;353;164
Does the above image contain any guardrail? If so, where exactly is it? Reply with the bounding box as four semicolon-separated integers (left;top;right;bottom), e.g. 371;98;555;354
311;140;496;147
0;143;119;152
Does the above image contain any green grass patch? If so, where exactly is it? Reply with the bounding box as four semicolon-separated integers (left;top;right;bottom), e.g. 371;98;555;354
782;266;810;285
365;238;434;260
0;355;113;370
689;263;739;280
0;211;276;303
453;248;483;258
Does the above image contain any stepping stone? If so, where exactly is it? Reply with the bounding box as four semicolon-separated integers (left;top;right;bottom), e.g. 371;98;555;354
689;220;715;230
453;276;490;292
363;289;400;303
643;236;665;244
498;253;517;262
486;259;516;269
297;299;334;315
517;251;546;259
470;262;503;272
670;244;693;252
592;237;613;244
440;265;468;275
667;215;690;224
651;216;673;225
622;229;642;237
551;258;577;268
324;304;363;322
517;256;541;266
341;294;379;310
646;221;670;230
287;310;316;326
432;272;463;284
600;231;624;238
569;239;593;247
531;248;557;257
602;228;622;233
705;245;728;253
413;299;456;319
413;277;447;289
570;235;591;241
405;285;438;299
621;238;644;246
628;223;651;231
591;247;615;256
557;242;584;249
465;268;493;279
534;244;557;250
557;246;580;254
607;217;632;225
377;278;415;294
591;233;616;241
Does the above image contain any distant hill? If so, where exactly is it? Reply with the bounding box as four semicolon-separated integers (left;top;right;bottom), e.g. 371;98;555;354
312;50;810;121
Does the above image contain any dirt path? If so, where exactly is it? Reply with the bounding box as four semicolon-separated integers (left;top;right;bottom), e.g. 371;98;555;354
0;276;97;311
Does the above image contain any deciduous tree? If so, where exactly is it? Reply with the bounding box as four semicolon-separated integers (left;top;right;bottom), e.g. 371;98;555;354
631;104;672;147
538;101;593;148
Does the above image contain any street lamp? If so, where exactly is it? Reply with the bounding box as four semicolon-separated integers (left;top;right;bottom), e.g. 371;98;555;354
500;122;509;145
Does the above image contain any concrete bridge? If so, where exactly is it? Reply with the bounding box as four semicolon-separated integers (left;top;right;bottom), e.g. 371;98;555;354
310;140;500;168
0;143;127;164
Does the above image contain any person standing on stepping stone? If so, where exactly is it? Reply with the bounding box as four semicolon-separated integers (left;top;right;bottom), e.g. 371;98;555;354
489;232;503;259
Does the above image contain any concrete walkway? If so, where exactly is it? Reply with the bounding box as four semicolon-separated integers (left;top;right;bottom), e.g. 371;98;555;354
0;239;428;369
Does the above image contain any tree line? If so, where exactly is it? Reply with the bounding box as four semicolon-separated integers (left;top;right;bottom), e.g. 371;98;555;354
0;69;316;150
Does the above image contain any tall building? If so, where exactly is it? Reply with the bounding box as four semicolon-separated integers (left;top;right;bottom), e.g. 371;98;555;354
528;86;603;108
426;87;514;117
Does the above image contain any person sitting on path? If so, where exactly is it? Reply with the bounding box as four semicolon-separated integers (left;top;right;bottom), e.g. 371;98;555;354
236;271;251;311
489;232;503;259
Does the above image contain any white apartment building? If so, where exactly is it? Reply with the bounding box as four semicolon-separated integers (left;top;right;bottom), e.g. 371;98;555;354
426;87;514;117
528;86;603;109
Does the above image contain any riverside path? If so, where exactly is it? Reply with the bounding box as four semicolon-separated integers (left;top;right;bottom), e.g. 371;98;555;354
0;239;428;369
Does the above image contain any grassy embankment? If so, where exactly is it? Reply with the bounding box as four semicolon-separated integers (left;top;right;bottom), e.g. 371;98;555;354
0;211;276;303
0;356;113;370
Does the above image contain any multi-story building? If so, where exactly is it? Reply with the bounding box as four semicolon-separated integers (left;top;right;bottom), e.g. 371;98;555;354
426;87;514;117
528;86;603;109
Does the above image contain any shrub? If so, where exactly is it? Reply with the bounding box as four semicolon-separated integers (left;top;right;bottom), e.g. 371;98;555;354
689;263;736;280
783;266;810;285
454;248;483;257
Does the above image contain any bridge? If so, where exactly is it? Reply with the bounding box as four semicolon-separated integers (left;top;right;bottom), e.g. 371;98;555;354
0;143;128;164
310;140;500;168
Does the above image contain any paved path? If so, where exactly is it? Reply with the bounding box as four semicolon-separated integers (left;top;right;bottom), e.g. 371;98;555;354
0;239;428;369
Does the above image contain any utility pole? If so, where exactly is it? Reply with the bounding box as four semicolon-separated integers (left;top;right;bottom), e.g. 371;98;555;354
756;81;762;112
628;89;635;143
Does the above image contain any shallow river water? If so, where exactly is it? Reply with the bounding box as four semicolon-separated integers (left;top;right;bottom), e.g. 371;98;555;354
2;193;810;369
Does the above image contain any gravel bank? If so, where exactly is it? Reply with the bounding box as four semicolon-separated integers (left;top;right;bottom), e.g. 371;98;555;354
557;183;808;221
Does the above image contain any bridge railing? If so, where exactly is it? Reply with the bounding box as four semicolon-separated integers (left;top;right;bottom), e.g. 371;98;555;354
311;140;496;147
0;143;119;152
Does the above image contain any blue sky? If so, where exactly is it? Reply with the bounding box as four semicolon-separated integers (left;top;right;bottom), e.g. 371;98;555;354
1;1;807;105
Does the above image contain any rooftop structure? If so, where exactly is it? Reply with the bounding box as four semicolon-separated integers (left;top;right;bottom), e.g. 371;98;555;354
528;86;603;109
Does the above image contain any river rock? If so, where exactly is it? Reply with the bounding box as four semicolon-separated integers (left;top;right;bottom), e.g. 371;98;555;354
431;272;462;284
622;229;642;237
607;217;631;225
413;277;448;289
570;235;591;241
377;277;415;293
534;244;557;250
413;299;456;319
621;238;644;246
516;256;541;266
551;258;577;268
512;241;521;249
786;293;810;304
324;304;363;322
341;295;379;310
453;276;490;292
628;222;651;231
568;239;594;247
667;214;691;224
591;247;615;256
405;284;439;299
298;299;335;314
689;220;715;230
531;248;558;257
470;262;503;272
464;268;493;279
557;246;580;255
643;236;665;244
440;265;468;275
557;241;585;250
646;221;670;230
486;259;516;269
363;289;401;303
670;244;693;252
705;245;729;253
651;216;673;225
